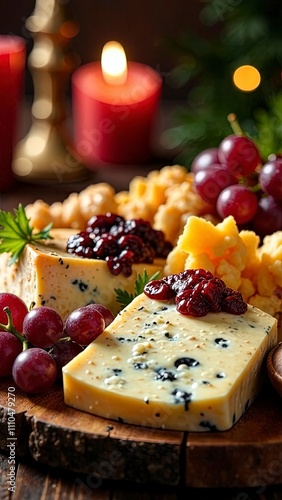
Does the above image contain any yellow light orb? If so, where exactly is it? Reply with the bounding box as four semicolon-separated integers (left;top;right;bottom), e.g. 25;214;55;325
233;65;261;92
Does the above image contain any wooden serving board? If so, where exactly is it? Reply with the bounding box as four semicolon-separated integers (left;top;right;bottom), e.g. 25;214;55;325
0;378;282;489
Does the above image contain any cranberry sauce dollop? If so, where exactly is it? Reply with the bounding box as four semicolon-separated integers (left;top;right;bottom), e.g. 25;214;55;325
144;268;248;317
66;213;172;277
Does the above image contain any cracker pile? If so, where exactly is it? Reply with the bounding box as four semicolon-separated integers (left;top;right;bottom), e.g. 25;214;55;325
26;166;216;246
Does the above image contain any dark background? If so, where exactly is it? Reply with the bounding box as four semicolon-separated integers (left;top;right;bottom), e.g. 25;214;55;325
0;0;218;100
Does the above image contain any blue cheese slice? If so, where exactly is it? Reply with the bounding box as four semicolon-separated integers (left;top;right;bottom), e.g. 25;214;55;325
0;229;164;319
63;293;278;431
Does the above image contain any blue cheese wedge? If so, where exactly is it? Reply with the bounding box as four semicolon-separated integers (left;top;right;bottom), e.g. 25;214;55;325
63;293;278;431
0;229;164;319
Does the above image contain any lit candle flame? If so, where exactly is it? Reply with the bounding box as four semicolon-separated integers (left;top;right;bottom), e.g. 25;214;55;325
101;41;127;85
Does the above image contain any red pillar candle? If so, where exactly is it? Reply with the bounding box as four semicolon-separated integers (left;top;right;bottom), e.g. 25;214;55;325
0;36;26;191
72;41;162;166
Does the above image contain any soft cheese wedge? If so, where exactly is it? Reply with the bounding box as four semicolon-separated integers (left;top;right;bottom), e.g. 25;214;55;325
0;229;164;318
63;294;277;432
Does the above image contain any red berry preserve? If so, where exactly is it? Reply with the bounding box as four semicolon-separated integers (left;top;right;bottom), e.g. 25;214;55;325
66;213;172;276
144;269;247;317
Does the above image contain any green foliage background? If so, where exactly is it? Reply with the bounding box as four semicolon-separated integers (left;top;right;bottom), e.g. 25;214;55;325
164;0;282;167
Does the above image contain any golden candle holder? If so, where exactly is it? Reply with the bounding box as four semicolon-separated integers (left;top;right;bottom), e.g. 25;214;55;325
12;0;89;183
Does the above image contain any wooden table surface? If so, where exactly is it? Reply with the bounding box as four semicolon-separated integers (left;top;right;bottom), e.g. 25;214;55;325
1;169;282;499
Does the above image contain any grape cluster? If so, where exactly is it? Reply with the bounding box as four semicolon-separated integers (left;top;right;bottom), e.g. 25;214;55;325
144;268;247;317
0;293;114;393
192;135;282;237
67;213;172;277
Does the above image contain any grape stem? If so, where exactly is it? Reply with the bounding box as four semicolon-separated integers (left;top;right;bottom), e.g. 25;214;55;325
227;113;244;136
0;307;29;351
238;175;261;193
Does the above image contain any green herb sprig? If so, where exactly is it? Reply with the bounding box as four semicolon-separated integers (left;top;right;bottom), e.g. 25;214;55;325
115;270;160;308
0;204;53;265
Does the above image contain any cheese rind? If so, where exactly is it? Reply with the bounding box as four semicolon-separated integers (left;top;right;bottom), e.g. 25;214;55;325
0;229;164;318
63;294;277;431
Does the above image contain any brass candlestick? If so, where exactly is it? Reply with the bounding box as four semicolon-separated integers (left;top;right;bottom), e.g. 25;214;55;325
12;0;89;183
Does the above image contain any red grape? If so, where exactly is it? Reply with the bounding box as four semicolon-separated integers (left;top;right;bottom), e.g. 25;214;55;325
191;148;220;173
87;304;114;327
23;306;64;348
49;340;84;381
0;331;22;377
0;293;28;332
64;304;105;345
259;158;282;200
12;348;57;393
216;185;258;225
194;165;237;203
218;135;261;177
252;196;282;238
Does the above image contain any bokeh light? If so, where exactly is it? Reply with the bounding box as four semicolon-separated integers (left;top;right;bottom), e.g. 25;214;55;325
233;65;261;92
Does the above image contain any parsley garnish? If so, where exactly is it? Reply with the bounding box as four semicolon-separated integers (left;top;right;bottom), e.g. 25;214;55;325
115;270;160;308
0;204;53;265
